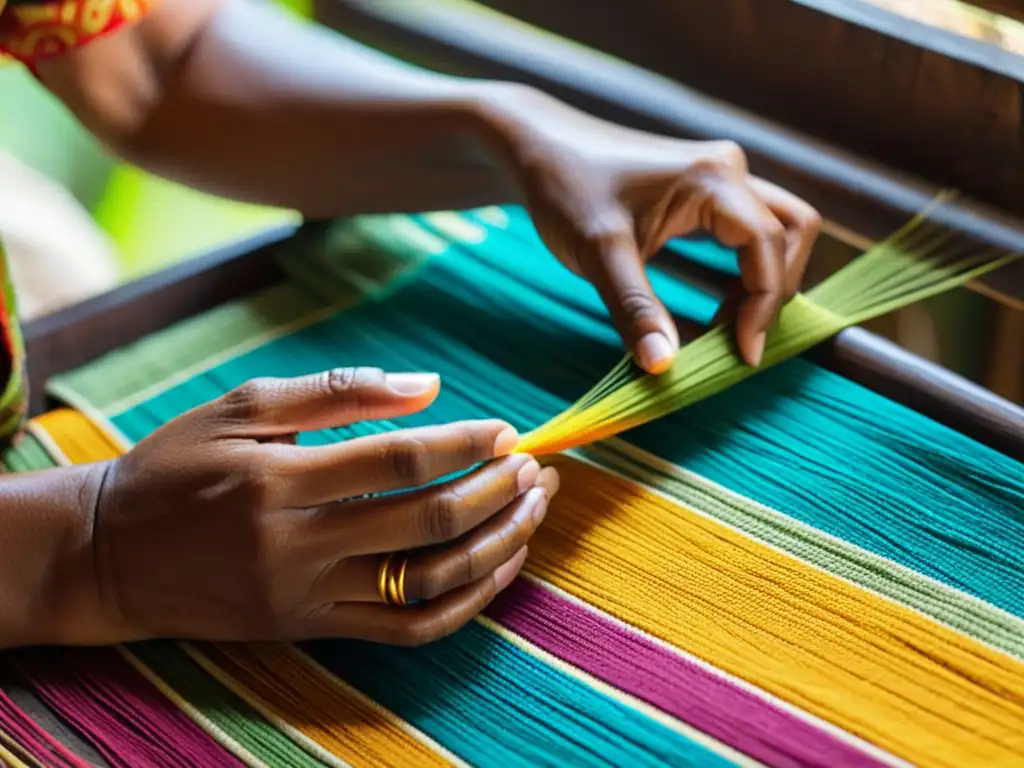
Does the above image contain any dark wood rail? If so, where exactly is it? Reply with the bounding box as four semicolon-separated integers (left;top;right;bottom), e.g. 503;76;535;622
476;0;1024;219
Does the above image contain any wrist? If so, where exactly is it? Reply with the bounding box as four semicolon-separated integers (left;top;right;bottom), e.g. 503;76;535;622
0;462;116;647
458;80;556;192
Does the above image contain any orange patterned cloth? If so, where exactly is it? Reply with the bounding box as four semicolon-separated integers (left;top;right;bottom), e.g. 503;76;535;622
0;0;156;65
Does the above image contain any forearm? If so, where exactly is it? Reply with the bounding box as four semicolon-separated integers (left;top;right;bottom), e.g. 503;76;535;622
0;464;107;648
40;0;531;218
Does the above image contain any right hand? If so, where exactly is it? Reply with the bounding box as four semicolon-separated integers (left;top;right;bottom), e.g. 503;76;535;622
72;368;558;646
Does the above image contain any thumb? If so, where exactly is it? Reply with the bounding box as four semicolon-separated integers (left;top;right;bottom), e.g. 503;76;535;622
578;223;679;374
210;367;440;437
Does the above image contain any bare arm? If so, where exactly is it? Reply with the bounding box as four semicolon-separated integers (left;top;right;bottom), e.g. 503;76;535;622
34;0;820;369
0;465;108;647
36;0;524;218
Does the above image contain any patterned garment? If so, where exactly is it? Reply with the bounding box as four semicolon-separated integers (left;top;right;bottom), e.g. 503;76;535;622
0;0;156;448
0;0;154;64
0;242;26;450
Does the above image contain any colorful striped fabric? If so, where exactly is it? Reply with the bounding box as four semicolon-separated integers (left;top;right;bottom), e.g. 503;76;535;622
2;207;1023;767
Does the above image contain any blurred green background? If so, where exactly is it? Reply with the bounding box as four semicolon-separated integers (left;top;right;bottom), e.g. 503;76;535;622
0;0;311;281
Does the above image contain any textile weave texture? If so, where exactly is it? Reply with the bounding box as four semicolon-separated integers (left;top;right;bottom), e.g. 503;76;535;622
2;208;1023;768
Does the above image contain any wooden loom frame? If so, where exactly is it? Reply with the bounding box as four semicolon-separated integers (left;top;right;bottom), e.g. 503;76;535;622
18;0;1024;461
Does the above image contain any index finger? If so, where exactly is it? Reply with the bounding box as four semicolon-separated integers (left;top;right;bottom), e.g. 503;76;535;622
578;232;681;375
265;419;520;508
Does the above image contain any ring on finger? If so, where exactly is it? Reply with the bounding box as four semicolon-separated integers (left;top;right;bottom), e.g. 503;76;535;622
377;553;409;607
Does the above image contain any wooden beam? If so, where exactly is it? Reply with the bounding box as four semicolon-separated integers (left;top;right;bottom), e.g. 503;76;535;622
473;0;1024;218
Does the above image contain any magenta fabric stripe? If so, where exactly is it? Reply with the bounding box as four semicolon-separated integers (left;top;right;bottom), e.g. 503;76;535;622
0;686;91;768
486;578;887;768
10;648;243;768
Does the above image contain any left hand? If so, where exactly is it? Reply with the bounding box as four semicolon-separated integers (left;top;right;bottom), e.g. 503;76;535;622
490;87;822;372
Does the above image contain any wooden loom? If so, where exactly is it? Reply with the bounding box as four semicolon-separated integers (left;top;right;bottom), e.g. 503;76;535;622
4;7;1024;765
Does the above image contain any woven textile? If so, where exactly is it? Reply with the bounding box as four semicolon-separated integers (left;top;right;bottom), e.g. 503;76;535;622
2;208;1022;767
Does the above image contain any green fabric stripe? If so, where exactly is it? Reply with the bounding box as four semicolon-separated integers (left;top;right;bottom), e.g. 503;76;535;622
126;643;330;768
49;219;434;416
587;441;1024;660
49;283;322;415
0;432;58;473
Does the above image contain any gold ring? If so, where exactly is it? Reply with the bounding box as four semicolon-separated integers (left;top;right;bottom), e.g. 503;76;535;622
377;553;395;603
395;557;408;606
377;553;409;606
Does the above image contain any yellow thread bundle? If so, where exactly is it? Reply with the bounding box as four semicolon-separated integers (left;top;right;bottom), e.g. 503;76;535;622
518;204;1021;456
526;455;1024;768
517;295;846;454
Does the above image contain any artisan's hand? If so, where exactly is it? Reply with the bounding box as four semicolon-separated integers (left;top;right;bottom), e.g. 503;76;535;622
490;88;822;371
79;368;556;646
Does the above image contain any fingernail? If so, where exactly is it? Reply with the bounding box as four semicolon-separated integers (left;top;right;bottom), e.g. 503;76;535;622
749;332;766;367
494;547;529;591
386;372;439;395
493;426;519;456
636;332;674;373
517;458;541;494
526;487;549;525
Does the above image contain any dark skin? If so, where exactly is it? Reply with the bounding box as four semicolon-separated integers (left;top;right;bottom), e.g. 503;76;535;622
0;0;821;648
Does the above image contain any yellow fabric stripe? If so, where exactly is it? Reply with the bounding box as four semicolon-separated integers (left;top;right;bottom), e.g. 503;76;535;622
527;455;1024;768
32;409;123;463
0;728;38;768
194;644;453;768
0;742;31;768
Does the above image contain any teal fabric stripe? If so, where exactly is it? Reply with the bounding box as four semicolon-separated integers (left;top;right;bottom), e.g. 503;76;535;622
108;208;1024;623
126;643;328;767
301;622;736;768
663;237;740;276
